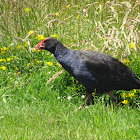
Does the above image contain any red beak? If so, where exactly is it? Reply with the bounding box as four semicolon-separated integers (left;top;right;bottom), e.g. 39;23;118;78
35;37;51;50
35;40;45;50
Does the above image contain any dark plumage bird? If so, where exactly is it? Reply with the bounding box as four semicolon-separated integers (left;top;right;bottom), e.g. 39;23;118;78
35;37;140;105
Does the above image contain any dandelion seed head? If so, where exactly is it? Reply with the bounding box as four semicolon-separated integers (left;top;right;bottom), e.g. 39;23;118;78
81;95;85;99
67;96;72;100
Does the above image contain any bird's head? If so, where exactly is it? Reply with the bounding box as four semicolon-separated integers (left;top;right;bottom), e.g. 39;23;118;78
35;37;59;53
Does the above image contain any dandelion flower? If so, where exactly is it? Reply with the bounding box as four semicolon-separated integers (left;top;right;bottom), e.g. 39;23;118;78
1;47;8;54
52;34;58;39
92;92;95;95
123;59;130;64
25;42;29;46
57;63;61;67
122;93;127;98
46;62;53;66
17;45;22;50
1;47;8;51
76;15;80;19
56;12;59;16
25;8;30;12
128;93;135;99
7;58;14;61
0;59;6;62
130;43;136;48
31;48;36;52
28;30;35;36
27;63;33;67
134;89;137;93
122;100;129;105
37;35;45;41
36;61;42;63
10;46;15;51
67;96;72;100
66;5;71;9
28;30;34;34
0;66;6;70
14;72;20;75
36;50;41;52
14;66;19;71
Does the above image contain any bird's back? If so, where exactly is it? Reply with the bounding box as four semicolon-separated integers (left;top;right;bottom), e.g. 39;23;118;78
76;50;140;92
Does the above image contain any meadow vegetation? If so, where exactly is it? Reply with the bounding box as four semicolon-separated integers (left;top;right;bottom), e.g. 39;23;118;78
0;0;140;139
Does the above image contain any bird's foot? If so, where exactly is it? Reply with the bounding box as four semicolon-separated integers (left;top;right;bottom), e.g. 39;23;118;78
73;104;89;113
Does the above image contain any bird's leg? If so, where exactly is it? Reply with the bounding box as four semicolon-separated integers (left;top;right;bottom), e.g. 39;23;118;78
74;91;94;112
107;91;116;107
86;94;94;105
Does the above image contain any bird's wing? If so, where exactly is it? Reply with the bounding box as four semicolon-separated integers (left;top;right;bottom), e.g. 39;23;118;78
76;50;139;91
76;51;115;80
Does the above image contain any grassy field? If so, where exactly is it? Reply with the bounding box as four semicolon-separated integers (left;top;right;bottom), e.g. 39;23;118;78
0;0;140;139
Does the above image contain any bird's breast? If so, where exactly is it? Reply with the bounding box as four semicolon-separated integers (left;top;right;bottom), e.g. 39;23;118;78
56;53;97;89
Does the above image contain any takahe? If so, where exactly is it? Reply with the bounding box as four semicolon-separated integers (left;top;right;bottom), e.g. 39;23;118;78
35;37;140;105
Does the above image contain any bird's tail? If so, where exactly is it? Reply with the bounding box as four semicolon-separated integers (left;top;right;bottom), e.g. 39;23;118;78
135;78;140;89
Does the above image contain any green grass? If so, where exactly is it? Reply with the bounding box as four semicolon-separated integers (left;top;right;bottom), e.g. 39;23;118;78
1;100;140;139
0;0;140;139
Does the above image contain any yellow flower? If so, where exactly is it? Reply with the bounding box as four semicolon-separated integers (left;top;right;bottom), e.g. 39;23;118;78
1;47;8;54
134;89;137;93
14;72;20;75
1;47;8;51
0;66;6;70
0;59;6;62
27;63;33;67
76;15;80;19
123;59;130;64
28;30;34;35
130;43;136;48
46;62;53;66
36;50;41;52
122;100;129;105
122;93;127;98
17;45;22;50
25;8;30;12
71;39;74;42
25;42;29;46
66;5;71;9
92;92;95;95
37;35;45;41
31;48;36;52
56;12;59;16
57;63;61;67
10;46;15;51
128;93;135;99
14;66;19;71
52;34;58;38
36;61;42;63
7;58;14;61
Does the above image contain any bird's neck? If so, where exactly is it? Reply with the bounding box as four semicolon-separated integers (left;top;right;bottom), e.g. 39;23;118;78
54;43;69;58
